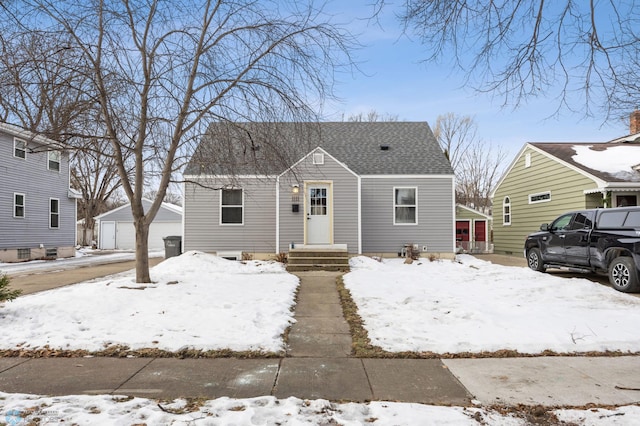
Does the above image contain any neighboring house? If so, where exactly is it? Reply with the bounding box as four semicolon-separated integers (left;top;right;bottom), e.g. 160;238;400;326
95;199;183;250
492;112;640;255
0;122;81;262
183;122;455;259
455;204;492;253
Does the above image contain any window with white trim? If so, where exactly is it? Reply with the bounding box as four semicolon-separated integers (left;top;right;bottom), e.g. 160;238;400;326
14;193;25;218
14;138;26;159
221;188;243;224
50;198;60;228
528;191;551;204
503;196;511;225
394;187;417;224
48;150;61;171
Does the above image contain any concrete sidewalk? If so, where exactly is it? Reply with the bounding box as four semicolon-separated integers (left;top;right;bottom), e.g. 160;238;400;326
1;264;639;407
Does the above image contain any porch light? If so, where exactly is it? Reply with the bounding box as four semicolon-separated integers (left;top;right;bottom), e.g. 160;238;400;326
292;184;299;194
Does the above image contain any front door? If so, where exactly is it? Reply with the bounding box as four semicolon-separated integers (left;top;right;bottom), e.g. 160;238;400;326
306;183;332;244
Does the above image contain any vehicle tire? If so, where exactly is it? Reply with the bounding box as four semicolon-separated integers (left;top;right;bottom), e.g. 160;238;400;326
527;248;546;272
609;257;640;293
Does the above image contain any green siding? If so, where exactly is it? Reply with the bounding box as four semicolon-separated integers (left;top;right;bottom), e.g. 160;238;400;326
456;206;489;221
493;146;599;255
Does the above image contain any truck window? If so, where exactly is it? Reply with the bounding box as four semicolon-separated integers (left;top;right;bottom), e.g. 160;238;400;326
598;211;628;228
551;213;573;231
624;211;640;227
569;212;592;230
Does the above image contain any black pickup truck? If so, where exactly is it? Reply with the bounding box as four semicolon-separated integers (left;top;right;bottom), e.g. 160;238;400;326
524;206;640;293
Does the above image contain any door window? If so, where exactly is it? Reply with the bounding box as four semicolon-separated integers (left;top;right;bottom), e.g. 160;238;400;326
309;188;327;216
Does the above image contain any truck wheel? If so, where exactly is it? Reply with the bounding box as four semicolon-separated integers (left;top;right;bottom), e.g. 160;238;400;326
527;248;546;272
609;257;640;293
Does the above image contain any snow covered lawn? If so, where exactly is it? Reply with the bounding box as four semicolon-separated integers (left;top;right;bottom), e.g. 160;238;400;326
1;392;637;425
0;251;298;353
345;255;640;354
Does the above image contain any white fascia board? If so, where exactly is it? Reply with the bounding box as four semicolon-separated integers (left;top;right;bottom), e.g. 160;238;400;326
182;174;277;179
609;132;640;143
0;122;69;149
583;183;640;194
94;202;133;220
361;174;455;179
277;146;359;179
456;203;492;220
490;143;607;199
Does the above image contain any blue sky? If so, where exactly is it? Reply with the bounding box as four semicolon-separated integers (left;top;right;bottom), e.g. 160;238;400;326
321;1;629;160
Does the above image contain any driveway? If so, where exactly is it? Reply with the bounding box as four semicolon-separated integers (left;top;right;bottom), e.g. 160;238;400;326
476;253;638;296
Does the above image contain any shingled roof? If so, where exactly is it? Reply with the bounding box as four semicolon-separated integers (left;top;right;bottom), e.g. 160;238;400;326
531;142;640;183
184;122;453;176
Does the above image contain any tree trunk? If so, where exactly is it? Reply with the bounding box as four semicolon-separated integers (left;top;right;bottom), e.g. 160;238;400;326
134;219;151;283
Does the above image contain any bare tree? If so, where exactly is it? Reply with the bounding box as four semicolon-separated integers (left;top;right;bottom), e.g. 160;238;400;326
393;1;640;119
434;113;505;213
0;30;122;245
344;110;399;122
0;0;354;282
71;139;123;246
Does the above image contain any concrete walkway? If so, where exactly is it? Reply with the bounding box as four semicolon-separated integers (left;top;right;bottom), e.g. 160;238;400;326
1;262;639;407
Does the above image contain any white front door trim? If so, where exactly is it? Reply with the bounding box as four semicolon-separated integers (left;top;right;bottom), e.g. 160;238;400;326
304;181;333;245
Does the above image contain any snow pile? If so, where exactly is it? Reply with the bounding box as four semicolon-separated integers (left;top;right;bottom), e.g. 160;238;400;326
572;145;640;181
0;251;298;353
344;255;640;354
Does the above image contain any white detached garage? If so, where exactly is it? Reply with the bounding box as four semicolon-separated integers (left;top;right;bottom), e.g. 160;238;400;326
96;199;182;250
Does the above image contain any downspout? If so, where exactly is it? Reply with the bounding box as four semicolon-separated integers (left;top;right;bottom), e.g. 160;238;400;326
275;176;280;253
357;175;362;254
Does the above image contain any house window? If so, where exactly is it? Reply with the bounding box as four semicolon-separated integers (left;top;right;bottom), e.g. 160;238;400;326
525;153;531;168
221;188;243;224
45;248;58;258
394;187;417;225
14;138;27;159
48;150;61;171
17;248;30;260
529;191;551;204
312;152;324;165
503;196;511;226
14;193;25;218
50;198;60;228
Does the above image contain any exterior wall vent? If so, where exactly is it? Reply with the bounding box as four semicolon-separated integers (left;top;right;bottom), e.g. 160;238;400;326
380;144;390;151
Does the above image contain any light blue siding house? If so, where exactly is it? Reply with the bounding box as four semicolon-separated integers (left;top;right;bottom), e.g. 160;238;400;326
183;122;455;259
0;122;81;262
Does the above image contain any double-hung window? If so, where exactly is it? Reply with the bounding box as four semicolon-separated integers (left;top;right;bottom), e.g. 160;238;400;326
14;193;25;218
14;138;27;159
221;189;243;225
50;198;60;228
394;187;417;225
48;150;61;171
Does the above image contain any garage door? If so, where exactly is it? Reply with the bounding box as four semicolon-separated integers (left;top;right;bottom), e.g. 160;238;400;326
115;222;182;250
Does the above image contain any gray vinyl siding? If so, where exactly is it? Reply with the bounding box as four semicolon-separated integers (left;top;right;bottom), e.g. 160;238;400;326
0;131;75;250
493;146;598;255
361;177;455;253
98;200;182;222
184;178;277;253
278;150;359;253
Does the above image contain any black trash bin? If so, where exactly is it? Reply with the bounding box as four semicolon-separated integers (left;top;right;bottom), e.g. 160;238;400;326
163;235;182;258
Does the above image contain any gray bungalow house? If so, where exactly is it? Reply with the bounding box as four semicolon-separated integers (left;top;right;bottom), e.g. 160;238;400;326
0;122;81;262
183;122;455;259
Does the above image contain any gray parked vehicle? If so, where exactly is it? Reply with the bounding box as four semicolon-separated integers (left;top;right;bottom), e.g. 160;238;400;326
524;207;640;293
